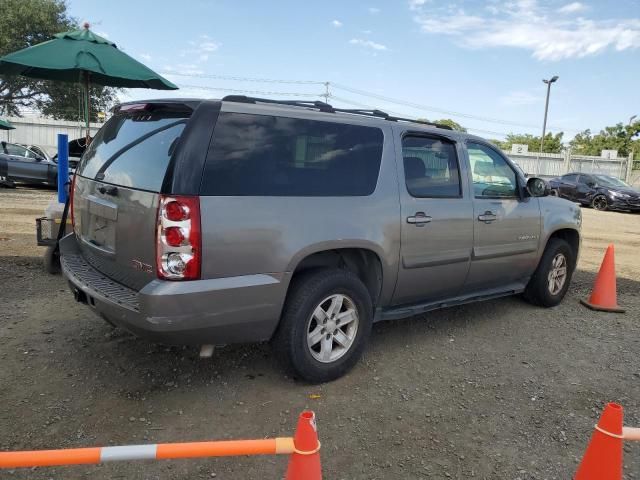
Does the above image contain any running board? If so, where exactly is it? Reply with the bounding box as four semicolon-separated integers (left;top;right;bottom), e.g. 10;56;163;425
376;283;526;322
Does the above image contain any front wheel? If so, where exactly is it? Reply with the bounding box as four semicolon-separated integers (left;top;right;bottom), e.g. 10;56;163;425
592;194;608;211
524;238;574;307
272;269;373;383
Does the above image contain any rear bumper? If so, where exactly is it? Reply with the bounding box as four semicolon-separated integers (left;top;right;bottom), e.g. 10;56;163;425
60;234;287;345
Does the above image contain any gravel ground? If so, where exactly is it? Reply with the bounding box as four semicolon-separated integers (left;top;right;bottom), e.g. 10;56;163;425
0;185;639;479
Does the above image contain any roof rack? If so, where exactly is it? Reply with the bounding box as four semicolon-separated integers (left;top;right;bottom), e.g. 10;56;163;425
221;95;453;130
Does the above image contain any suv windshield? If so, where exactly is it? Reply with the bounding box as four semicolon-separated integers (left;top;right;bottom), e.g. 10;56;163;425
77;106;191;191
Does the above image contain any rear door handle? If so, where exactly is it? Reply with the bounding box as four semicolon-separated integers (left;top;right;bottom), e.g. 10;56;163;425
477;211;497;223
407;212;432;226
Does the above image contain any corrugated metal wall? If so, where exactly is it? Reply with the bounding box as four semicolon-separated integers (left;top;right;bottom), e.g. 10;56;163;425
0;117;103;156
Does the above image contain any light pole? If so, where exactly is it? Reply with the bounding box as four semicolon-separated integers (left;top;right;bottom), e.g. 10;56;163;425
629;115;637;126
540;75;559;155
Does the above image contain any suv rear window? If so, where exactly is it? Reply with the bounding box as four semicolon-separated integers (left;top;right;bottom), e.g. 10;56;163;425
77;107;190;192
201;112;384;196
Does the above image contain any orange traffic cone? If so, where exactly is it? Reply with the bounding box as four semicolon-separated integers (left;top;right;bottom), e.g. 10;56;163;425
580;244;625;313
285;411;322;480
575;402;624;479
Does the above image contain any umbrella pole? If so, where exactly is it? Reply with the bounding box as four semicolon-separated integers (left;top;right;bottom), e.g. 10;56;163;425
84;71;91;146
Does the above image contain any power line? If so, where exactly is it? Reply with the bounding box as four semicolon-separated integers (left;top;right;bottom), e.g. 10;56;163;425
177;83;321;97
330;94;511;137
166;72;572;131
163;71;324;85
331;82;575;133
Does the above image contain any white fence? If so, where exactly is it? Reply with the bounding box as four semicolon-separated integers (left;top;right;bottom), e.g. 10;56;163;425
506;150;632;182
0;116;633;182
0;116;104;156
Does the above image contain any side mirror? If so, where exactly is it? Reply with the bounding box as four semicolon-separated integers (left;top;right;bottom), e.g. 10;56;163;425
526;177;549;197
587;182;596;188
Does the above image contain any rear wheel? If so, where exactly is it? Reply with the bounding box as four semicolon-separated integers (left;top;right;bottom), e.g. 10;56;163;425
524;238;574;307
272;269;373;383
592;194;608;211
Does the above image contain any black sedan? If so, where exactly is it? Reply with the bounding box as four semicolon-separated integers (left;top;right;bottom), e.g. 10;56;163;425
0;140;82;188
548;172;640;212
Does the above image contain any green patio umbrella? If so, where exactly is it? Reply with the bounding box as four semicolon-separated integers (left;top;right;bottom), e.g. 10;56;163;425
0;22;177;142
0;118;15;130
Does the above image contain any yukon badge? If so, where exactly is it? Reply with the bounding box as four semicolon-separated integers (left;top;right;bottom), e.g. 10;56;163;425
517;234;539;241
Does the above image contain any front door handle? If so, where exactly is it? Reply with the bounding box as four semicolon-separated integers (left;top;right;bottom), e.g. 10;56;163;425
477;211;497;223
407;212;432;226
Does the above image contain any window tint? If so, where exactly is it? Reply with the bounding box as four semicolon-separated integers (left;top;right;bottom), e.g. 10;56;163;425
402;135;461;198
577;175;592;185
562;174;578;182
1;142;29;157
201;112;383;196
78;112;189;191
467;142;518;198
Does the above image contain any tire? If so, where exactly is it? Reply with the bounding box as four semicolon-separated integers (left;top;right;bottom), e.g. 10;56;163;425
592;194;608;211
0;177;16;188
272;268;373;383
524;238;574;307
43;245;61;274
549;189;559;197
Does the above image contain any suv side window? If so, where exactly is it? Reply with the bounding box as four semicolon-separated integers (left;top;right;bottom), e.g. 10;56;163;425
402;135;461;198
467;142;518;198
201;112;384;196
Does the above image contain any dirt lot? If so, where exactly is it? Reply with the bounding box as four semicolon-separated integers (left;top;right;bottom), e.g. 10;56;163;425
1;185;639;479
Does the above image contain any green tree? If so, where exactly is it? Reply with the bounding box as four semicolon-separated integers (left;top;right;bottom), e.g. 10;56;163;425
494;132;564;154
417;118;467;132
569;121;640;159
0;0;117;121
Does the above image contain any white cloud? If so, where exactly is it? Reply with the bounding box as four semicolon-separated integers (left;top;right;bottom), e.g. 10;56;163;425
411;1;640;61
139;53;152;62
178;35;221;65
558;2;586;14
499;90;541;107
349;38;388;51
408;0;428;11
96;31;109;39
368;7;380;14
162;64;204;76
332;19;343;27
198;35;220;52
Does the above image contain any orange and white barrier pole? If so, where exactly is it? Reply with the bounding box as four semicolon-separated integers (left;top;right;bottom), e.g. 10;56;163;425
0;411;322;479
0;438;295;468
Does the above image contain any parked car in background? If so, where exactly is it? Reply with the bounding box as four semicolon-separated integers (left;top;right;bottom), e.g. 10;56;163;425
549;172;640;211
0;141;58;187
18;143;52;161
61;97;582;382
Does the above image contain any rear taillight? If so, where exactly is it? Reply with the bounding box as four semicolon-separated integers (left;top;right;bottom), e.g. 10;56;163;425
70;173;77;231
156;195;201;280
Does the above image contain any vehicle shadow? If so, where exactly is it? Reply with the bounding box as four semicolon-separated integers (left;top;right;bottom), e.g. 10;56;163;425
3;256;638;395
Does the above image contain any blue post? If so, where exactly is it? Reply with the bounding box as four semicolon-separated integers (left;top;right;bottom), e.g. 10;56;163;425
57;133;69;204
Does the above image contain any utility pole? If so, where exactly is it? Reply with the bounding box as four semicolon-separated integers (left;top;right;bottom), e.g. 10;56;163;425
323;82;330;104
540;75;559;154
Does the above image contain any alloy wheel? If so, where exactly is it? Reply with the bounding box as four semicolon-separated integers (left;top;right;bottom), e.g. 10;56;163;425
547;253;568;296
306;294;359;363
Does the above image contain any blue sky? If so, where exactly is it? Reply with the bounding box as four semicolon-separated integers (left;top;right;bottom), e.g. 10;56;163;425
67;0;640;140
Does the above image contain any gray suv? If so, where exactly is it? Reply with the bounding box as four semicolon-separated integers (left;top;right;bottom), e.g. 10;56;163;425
61;97;581;382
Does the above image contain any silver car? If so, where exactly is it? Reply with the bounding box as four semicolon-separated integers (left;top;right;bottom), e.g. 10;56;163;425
61;97;581;382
